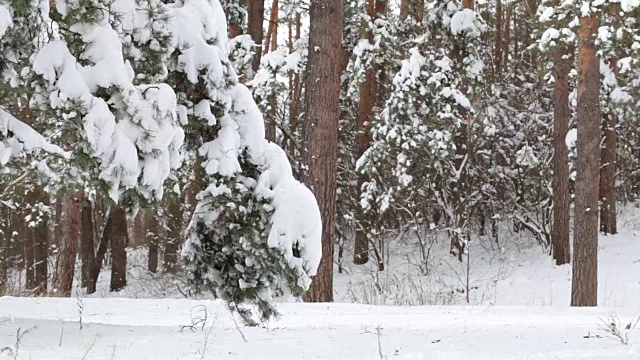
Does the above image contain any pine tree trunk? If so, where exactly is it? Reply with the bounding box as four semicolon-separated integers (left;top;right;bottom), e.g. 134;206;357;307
571;14;600;307
599;3;619;236
109;206;128;292
87;206;112;295
0;210;6;296
264;0;279;142
80;199;94;288
53;197;62;250
164;198;181;274
494;0;502;77
449;0;474;261
599;111;617;235
502;5;512;74
53;192;82;297
23;212;36;291
354;0;376;266
0;206;7;296
146;212;159;273
303;0;344;303
33;186;49;295
248;0;265;76
400;0;424;21
552;49;571;266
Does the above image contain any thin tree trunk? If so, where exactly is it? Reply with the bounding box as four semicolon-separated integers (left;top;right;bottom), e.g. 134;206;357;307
87;206;112;294
400;0;423;21
109;206;128;292
248;0;265;76
164;197;181;274
264;0;279;54
53;192;83;297
53;197;62;252
599;112;617;235
354;0;375;266
599;3;620;236
0;208;7;296
80;199;94;288
502;5;512;74
552;49;571;266
264;0;279;142
494;0;502;77
303;0;344;303
146;212;159;273
32;186;49;295
23;211;36;291
571;13;600;307
449;0;474;261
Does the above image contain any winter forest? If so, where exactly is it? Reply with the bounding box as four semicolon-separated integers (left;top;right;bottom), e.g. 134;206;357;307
1;0;640;358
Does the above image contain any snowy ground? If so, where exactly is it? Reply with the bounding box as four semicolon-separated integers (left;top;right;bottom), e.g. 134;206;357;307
1;297;639;359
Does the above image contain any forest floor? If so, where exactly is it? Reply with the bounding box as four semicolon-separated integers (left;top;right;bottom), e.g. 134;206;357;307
2;210;640;359
0;297;639;359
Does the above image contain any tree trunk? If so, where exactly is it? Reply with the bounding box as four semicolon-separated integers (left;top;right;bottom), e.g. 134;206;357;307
552;49;571;266
264;0;279;54
32;186;49;295
53;192;83;297
146;212;159;273
599;3;620;236
302;0;344;302
264;0;279;142
599;111;617;235
400;0;424;21
354;0;376;266
109;206;128;292
80;199;94;288
248;0;265;76
571;14;600;307
164;197;181;274
449;0;474;261
23;212;36;291
0;209;7;296
494;0;502;77
87;206;112;295
53;197;62;251
502;5;512;74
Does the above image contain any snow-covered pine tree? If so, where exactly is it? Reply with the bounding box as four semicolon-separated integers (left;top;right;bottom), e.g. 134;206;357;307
358;0;485;261
23;0;184;212
164;0;321;324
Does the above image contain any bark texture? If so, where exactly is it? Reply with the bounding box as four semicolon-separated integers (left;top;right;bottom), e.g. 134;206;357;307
80;199;94;288
248;0;265;75
147;212;159;273
53;192;82;297
353;0;376;266
32;186;49;295
164;198;181;274
109;206;129;292
571;14;600;307
599;3;620;236
87;206;111;295
552;49;571;266
303;0;344;302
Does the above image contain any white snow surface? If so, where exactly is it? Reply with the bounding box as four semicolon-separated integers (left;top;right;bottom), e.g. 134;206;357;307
566;128;578;149
0;2;10;39
0;297;638;359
